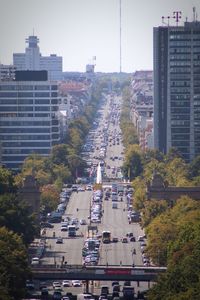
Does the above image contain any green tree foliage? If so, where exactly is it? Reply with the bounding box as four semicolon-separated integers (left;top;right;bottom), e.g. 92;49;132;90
142;149;164;164
122;145;143;180
189;154;200;178
132;179;146;210
141;199;168;227
50;144;69;165
165;157;190;186
0;166;15;194
40;184;60;214
0;194;38;246
146;196;200;267
0;227;30;300
148;221;200;300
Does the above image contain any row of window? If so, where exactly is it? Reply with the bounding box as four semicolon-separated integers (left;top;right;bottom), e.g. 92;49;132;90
0;99;58;105
0;135;51;140
171;134;190;140
3;149;50;155
0;128;50;133
171;108;190;113
171;115;190;120
0;113;53;118
0;92;58;97
0;121;51;126
0;85;57;91
2;142;51;147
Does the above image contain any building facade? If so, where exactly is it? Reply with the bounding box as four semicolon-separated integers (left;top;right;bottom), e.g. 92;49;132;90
13;35;63;80
0;64;16;81
154;20;200;161
0;71;60;170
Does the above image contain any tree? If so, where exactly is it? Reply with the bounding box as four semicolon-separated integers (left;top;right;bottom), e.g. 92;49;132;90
165;157;189;186
50;144;69;165
148;222;200;300
0;194;38;246
122;145;143;180
0;227;30;300
0;166;15;194
40;184;60;214
189;155;200;178
141;200;168;227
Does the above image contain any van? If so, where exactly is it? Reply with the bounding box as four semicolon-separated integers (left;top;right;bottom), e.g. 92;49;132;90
112;202;118;209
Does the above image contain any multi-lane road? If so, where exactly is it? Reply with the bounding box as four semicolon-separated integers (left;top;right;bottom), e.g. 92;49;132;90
31;93;152;297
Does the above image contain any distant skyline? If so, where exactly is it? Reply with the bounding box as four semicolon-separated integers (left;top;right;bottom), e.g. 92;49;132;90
0;0;200;73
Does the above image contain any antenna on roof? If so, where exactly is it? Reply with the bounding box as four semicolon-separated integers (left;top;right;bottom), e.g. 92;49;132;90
162;16;170;26
173;11;182;26
193;7;196;22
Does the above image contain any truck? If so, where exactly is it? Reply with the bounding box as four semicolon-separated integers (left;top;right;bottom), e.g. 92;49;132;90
123;286;135;300
68;225;76;237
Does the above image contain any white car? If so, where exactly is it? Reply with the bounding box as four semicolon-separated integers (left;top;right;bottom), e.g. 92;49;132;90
53;281;61;289
62;280;71;287
72;280;82;287
31;257;40;265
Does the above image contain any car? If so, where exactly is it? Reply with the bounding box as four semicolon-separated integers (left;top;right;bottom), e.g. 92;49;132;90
62;280;71;287
130;236;136;242
41;287;49;297
138;236;145;242
31;257;40;265
39;281;47;290
56;237;63;244
72;280;82;287
122;237;128;243
61;225;68;231
62;297;70;300
53;291;62;300
80;219;87;225
78;186;85;192
86;185;93;191
112;237;119;243
53;282;61;289
113;285;120;292
40;222;54;228
112;281;119;286
26;280;35;290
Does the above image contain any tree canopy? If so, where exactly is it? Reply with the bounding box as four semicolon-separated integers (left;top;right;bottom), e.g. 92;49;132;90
0;227;30;300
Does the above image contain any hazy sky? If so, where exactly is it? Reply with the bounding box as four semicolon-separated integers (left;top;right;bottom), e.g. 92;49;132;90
0;0;200;73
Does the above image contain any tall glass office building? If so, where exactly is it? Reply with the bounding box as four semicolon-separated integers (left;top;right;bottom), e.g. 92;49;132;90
0;71;60;170
154;20;200;162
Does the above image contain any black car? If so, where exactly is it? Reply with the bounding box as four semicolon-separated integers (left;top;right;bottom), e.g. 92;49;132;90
40;222;54;228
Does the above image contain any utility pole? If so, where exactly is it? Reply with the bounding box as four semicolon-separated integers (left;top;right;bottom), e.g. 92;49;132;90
119;0;122;73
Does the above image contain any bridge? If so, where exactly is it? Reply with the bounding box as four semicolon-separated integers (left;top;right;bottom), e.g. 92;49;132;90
32;264;166;282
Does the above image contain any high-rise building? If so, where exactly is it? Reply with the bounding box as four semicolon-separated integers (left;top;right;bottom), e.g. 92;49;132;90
0;70;60;170
13;35;63;80
0;64;16;81
154;19;200;162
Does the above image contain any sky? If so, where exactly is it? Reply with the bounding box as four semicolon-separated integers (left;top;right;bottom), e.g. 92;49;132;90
0;0;200;73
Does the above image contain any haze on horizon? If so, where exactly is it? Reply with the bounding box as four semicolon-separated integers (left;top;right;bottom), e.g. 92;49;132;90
0;0;200;73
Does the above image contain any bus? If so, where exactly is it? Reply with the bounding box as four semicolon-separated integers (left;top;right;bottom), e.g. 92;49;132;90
102;231;111;243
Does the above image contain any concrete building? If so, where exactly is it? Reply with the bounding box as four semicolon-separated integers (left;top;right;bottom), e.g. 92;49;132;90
153;18;200;162
0;70;60;170
13;35;63;80
130;71;154;151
